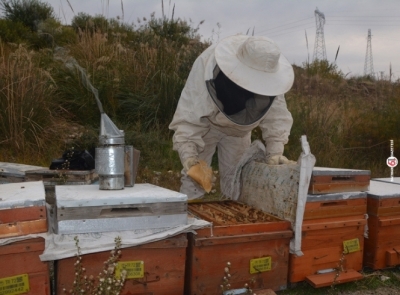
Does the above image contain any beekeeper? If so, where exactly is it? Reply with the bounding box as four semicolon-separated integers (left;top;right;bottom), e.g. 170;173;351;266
169;35;294;200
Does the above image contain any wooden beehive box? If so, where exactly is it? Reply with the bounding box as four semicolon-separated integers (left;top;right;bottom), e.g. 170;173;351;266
56;234;187;295
24;168;98;204
309;167;370;194
0;237;50;295
53;183;187;234
0;162;46;184
186;201;293;294
364;180;400;269
289;191;367;287
0;181;47;238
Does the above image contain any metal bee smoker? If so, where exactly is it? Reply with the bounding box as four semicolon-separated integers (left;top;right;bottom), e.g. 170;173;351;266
95;113;126;190
93;88;136;189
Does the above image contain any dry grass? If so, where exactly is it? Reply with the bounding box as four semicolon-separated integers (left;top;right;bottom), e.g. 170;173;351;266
284;66;400;178
0;42;71;165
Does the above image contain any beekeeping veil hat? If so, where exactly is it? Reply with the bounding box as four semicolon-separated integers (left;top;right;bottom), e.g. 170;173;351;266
214;35;294;96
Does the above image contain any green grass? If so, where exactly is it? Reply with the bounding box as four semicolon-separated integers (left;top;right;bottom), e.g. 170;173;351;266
278;268;400;295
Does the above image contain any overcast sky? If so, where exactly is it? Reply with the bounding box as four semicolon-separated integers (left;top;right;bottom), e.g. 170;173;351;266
45;0;400;79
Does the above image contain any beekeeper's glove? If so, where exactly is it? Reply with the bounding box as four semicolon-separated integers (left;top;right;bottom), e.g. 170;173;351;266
186;160;213;193
266;154;296;165
182;157;199;172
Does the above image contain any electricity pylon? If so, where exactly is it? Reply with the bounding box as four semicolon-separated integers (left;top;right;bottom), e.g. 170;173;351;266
313;7;327;62
364;29;375;77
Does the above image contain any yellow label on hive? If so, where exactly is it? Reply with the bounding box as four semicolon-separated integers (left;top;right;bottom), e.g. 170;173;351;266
343;238;360;253
249;257;272;274
0;274;29;295
116;261;144;279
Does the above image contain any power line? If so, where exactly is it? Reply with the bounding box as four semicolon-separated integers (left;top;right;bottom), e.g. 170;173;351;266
256;17;314;34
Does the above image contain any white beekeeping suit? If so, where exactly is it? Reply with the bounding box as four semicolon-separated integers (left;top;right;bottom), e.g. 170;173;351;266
169;35;294;200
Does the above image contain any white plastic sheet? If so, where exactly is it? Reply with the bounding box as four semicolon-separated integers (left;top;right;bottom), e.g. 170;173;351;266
39;217;210;261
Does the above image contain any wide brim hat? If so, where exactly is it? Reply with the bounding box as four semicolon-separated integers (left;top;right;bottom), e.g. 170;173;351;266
214;35;294;96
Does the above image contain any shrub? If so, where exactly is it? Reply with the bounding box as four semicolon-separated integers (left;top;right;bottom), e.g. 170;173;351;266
0;0;55;32
0;18;31;43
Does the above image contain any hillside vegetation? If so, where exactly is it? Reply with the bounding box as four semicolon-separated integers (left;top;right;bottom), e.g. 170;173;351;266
1;0;399;193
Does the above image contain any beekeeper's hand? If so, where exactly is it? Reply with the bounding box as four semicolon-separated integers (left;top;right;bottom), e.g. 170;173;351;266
266;154;296;165
183;157;199;172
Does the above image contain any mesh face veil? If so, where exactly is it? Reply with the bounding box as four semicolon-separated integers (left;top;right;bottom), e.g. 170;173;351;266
214;70;254;116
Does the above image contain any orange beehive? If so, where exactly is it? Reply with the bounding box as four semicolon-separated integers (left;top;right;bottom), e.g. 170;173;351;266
0;181;47;239
186;201;293;294
289;192;367;287
56;234;187;295
364;180;400;269
0;238;50;295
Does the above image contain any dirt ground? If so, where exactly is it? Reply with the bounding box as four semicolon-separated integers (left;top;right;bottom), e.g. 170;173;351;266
340;287;400;294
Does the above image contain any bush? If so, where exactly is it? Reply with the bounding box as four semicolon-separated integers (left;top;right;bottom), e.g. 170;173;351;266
0;18;31;43
0;0;55;32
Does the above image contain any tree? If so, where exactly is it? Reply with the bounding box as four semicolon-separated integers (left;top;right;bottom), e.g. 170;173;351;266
0;0;55;32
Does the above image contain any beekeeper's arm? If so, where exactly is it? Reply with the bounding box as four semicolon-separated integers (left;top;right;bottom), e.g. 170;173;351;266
169;48;216;171
258;94;294;164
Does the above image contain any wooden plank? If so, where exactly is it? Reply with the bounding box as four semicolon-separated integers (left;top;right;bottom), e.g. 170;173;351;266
0;238;49;275
309;182;370;194
0;219;47;238
367;197;400;216
25;169;97;184
379;215;400;227
306;269;363;288
194;230;293;247
0;162;46;177
57;202;187;220
304;199;366;220
386;248;400;267
301;225;365;250
0;237;45;255
253;289;277;295
309;174;370;194
56;234;187;295
289;245;364;283
0;206;46;223
195;221;291;239
302;215;366;231
0;175;25;183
